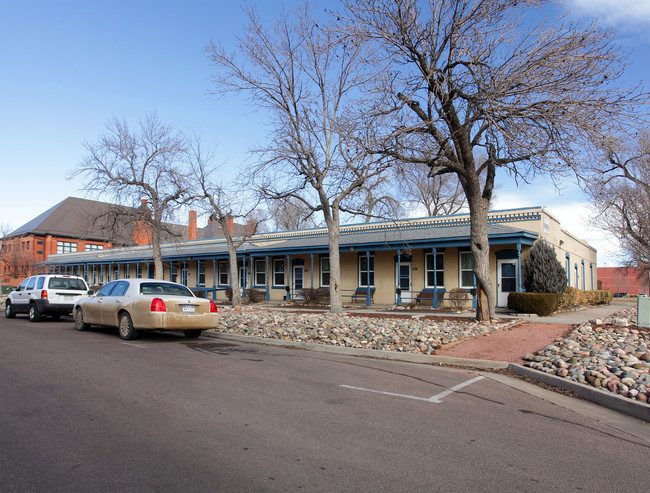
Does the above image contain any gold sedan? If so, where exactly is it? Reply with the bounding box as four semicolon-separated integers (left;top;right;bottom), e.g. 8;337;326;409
73;279;219;340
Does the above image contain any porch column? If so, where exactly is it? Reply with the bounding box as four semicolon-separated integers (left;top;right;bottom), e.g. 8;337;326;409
212;259;217;300
310;253;314;289
249;255;254;289
366;250;371;307
286;254;291;300
396;249;402;306
265;256;270;301
433;247;438;309
517;243;522;292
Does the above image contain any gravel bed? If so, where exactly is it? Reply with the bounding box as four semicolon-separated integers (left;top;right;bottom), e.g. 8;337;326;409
524;308;650;405
210;308;518;355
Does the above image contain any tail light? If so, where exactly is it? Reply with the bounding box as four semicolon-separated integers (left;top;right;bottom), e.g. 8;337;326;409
209;301;218;313
41;290;48;299
150;298;167;312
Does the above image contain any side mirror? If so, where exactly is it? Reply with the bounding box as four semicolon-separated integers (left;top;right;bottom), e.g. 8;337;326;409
87;290;95;295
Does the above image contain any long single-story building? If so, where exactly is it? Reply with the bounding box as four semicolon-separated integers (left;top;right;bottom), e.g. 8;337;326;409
43;207;597;308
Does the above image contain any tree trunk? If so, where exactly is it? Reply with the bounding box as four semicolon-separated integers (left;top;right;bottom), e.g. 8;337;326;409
228;246;241;307
152;230;164;280
326;219;344;314
465;187;496;321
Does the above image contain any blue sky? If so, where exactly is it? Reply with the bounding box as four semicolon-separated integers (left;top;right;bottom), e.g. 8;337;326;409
1;0;648;266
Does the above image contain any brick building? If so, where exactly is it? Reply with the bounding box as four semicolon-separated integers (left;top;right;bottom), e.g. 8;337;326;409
597;267;650;296
1;197;249;288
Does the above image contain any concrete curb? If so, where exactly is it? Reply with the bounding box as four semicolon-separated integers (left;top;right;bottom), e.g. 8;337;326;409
204;331;509;369
508;364;650;423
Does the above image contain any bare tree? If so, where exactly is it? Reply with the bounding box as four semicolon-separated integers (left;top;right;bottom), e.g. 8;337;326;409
348;174;402;222
71;114;194;279
268;197;319;231
187;137;261;308
588;129;650;274
206;4;394;313
395;162;466;216
341;0;649;320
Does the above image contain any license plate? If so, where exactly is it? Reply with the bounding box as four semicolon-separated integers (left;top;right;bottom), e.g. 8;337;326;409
64;295;75;301
182;305;195;313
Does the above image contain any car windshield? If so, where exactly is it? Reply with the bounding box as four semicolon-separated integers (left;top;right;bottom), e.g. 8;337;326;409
139;282;194;297
48;278;87;290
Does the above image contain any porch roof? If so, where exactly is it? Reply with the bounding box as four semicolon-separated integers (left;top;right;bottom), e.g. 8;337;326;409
44;221;538;266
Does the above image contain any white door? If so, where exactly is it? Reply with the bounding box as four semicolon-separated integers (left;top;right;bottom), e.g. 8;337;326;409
293;265;304;300
396;262;412;302
497;260;518;307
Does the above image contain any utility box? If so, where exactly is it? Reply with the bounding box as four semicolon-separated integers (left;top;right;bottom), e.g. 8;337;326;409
638;296;650;328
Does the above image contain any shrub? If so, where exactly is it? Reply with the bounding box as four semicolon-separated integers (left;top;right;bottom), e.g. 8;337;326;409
302;288;330;304
558;287;613;310
508;292;560;316
448;288;470;311
244;288;266;303
522;240;568;295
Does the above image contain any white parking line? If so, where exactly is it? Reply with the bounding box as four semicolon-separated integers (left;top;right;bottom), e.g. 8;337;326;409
121;342;151;348
340;375;484;403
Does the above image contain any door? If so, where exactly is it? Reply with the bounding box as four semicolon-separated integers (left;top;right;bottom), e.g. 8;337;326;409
497;260;518;307
293;265;304;300
396;262;412;302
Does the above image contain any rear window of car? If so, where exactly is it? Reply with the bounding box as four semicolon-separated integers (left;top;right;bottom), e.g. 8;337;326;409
48;277;87;291
140;283;194;297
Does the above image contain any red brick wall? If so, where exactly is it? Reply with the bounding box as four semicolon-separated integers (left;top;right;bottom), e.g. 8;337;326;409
597;267;650;295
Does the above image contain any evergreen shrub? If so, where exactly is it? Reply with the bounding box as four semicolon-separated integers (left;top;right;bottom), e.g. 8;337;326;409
522;240;568;295
508;292;560;316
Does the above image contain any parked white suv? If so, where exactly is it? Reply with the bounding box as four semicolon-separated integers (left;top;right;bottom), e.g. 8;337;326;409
5;275;91;322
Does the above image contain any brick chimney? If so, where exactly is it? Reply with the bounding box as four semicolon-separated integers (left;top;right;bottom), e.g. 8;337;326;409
246;219;257;235
227;216;234;235
188;210;197;241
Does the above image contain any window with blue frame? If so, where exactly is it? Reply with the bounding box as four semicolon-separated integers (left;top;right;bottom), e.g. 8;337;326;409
425;252;444;288
320;257;330;287
198;261;206;286
254;259;266;286
358;254;375;287
460;252;474;288
218;261;229;286
273;258;285;287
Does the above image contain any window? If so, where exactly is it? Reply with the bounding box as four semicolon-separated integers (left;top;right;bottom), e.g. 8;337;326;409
460;252;474;288
111;281;130;297
565;255;571;286
218;261;229;286
26;277;36;290
320;257;330;287
57;241;78;254
86;244;104;251
358;254;375;287
198;261;206;286
254;259;266;286
170;264;178;283
425;252;445;288
36;277;45;289
273;259;285;287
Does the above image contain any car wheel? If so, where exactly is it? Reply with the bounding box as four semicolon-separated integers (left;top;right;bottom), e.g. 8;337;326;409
5;302;16;319
118;313;139;340
183;330;203;339
28;304;42;323
74;308;91;331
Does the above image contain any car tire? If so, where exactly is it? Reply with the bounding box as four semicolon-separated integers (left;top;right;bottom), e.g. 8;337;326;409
183;330;203;339
28;304;42;323
118;313;139;340
74;308;91;331
5;302;16;319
